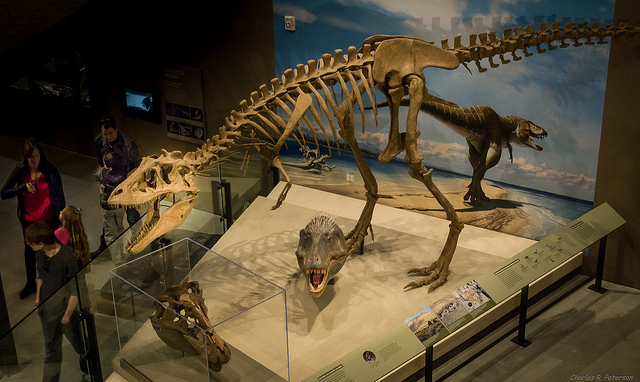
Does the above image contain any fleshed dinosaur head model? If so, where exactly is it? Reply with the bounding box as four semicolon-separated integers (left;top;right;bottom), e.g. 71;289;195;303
150;279;231;372
108;149;200;254
509;116;548;151
295;215;348;298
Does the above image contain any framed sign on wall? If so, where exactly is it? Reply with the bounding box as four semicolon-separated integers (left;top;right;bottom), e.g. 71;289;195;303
163;64;206;144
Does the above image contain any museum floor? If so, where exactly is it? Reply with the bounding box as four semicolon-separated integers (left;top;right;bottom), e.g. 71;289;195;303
1;132;639;381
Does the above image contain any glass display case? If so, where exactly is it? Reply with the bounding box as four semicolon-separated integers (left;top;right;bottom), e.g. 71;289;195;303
110;238;289;381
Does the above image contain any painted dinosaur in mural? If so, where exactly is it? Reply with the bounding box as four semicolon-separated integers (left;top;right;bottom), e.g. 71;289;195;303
108;21;639;293
381;94;548;205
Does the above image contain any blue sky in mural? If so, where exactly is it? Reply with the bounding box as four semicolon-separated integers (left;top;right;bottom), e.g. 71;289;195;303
272;0;616;201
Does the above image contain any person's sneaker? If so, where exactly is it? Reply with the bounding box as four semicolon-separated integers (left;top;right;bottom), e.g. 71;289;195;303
18;282;36;299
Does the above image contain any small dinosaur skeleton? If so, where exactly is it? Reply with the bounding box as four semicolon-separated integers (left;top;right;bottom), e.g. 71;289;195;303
109;21;639;292
281;146;336;173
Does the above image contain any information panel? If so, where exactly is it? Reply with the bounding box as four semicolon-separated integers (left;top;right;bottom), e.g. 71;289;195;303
302;323;425;382
404;202;624;347
163;64;206;144
475;202;625;303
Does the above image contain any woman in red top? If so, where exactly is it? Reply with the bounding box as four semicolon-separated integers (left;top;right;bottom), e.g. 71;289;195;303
2;138;66;299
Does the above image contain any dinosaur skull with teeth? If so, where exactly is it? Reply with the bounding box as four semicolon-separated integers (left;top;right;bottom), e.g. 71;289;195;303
150;279;231;372
108;150;200;254
295;215;348;298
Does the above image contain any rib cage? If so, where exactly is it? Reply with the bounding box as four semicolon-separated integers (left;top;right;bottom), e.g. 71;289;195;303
187;21;639;172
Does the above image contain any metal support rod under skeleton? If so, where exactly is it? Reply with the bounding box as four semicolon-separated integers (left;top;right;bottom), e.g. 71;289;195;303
218;179;234;230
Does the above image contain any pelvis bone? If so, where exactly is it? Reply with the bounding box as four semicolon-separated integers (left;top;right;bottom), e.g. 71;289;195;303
150;279;231;372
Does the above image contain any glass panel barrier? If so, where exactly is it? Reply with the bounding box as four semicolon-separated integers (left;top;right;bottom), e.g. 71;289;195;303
85;196;226;379
110;238;289;381
217;150;275;222
0;192;229;381
1;154;273;381
0;272;88;382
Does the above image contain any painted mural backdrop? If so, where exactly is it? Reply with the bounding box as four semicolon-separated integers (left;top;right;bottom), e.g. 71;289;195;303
271;0;614;240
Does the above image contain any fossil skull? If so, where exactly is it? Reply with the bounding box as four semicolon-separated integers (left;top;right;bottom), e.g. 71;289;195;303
150;279;231;372
295;215;348;298
108;150;200;254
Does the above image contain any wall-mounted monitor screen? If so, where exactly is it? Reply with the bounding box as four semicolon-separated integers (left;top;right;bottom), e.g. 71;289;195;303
122;87;161;122
125;89;154;111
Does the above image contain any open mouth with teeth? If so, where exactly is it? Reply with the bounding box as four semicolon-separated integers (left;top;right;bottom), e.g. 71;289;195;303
110;191;198;254
306;268;328;295
126;198;162;252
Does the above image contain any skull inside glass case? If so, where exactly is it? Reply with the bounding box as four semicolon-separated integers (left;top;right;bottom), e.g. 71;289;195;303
110;238;290;381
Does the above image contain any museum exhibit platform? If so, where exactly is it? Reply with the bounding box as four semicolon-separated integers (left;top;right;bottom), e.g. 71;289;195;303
108;183;588;382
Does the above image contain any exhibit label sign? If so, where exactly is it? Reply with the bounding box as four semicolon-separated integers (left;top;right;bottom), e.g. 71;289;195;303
475;202;625;303
302;323;424;382
163;64;207;144
404;202;624;346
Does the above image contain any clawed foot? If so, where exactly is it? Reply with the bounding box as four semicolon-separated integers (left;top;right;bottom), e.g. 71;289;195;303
345;223;373;256
271;182;291;210
464;188;490;206
404;262;451;292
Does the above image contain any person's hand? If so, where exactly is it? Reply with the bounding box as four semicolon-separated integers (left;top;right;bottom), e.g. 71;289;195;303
25;181;36;193
61;315;70;325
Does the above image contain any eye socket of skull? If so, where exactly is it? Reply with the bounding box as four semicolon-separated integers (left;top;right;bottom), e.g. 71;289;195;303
145;169;157;188
160;164;172;184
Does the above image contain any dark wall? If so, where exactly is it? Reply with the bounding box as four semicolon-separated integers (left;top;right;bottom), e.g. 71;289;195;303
584;0;640;290
0;0;276;158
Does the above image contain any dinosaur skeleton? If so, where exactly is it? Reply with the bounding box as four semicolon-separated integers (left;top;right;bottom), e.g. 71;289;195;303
109;21;639;292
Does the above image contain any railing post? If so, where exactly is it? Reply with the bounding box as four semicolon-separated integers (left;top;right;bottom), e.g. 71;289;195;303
424;345;434;382
588;235;608;294
510;284;532;347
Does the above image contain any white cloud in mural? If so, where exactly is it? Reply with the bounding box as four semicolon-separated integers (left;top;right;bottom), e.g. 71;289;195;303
418;140;467;160
505;156;595;192
344;0;465;31
324;16;373;34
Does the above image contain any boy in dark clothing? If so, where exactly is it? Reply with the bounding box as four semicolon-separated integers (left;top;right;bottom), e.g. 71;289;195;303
26;222;85;382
